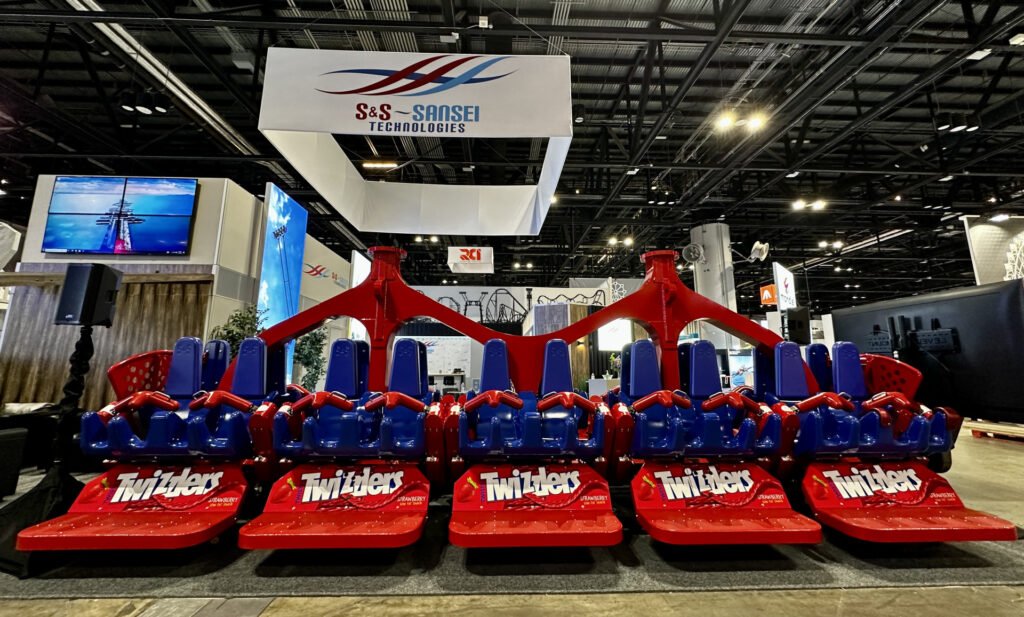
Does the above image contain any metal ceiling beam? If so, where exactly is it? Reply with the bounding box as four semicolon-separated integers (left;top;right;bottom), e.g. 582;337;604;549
138;0;258;118
715;6;1024;216
0;8;1014;50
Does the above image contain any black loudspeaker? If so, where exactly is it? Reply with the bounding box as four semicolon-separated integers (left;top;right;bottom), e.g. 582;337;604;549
782;306;811;345
54;263;123;327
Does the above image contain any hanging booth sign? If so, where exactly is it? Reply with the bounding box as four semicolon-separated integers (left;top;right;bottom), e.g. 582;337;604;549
447;246;494;274
772;262;798;310
259;49;572;236
759;284;777;306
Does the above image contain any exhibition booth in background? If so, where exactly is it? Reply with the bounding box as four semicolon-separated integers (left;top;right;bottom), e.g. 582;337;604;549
0;175;351;411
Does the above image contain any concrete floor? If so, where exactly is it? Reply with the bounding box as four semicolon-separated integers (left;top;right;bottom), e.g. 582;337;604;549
0;435;1021;616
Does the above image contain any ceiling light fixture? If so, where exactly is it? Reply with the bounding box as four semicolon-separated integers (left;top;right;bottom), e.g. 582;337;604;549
785;171;800;178
832;240;843;249
362;161;399;169
966;115;981;132
746;114;765;131
623;237;634;246
990;213;1010;222
938;175;954;182
608;237;618;245
811;200;826;210
988;196;998;203
936;114;951;131
430;235;439;243
792;199;806;210
949;113;968;133
414;235;422;242
626;168;639;175
966;48;992;61
894;195;902;201
513;262;521;269
526;262;533;269
442;279;448;284
572;103;585;124
715;113;734;130
550;195;558;204
818;240;828;248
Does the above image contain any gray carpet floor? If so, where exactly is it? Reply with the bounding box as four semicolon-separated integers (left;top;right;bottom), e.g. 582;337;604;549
0;486;1021;598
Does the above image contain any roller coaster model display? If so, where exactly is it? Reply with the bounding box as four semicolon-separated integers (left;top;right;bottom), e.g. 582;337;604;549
17;247;1018;552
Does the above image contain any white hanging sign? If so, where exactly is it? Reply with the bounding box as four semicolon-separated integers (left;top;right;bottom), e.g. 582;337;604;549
772;262;798;311
447;246;494;274
259;49;573;236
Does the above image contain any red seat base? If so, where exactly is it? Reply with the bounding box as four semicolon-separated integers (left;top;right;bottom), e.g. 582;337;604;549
449;463;622;548
450;510;622;548
638;509;822;545
632;461;822;546
238;462;429;550
813;506;1019;543
17;511;237;551
803;461;1019;543
239;511;426;549
17;463;247;551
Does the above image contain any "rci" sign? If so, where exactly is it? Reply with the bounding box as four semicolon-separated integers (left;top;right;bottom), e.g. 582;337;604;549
460;248;483;261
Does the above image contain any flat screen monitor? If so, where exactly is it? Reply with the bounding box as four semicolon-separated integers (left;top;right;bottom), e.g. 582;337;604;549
41;176;198;255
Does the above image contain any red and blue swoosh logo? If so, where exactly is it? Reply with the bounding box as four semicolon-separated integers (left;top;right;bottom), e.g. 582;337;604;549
317;55;513;97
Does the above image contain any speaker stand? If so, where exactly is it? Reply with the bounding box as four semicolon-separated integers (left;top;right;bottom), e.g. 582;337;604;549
54;325;93;464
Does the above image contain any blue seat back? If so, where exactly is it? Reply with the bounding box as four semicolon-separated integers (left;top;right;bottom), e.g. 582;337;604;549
689;340;722;399
389;339;424;397
165;337;203;399
774;342;810;400
833;341;869;399
232;338;268;401
540;339;573;395
355;340;370;394
805;343;833;392
324;339;363;398
628;340;662;399
480;339;513;392
201;339;230;392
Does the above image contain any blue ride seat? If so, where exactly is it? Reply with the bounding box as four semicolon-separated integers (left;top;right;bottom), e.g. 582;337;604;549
756;341;860;458
91;337;205;458
631;339;757;458
186;337;273;458
804;343;833;392
459;339;603;458
295;338;427;459
831;341;936;457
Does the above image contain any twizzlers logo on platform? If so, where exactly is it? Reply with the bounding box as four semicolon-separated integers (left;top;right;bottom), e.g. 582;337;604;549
823;465;923;499
654;466;754;500
316;55;514;135
300;467;405;503
479;467;580;502
110;467;223;504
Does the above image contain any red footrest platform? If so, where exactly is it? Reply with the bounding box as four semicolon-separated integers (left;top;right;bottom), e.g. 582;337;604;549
802;461;1019;543
449;463;622;548
238;462;429;550
632;461;822;545
17;463;247;551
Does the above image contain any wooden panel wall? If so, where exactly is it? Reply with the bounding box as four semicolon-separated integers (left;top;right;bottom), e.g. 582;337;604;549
0;281;211;410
